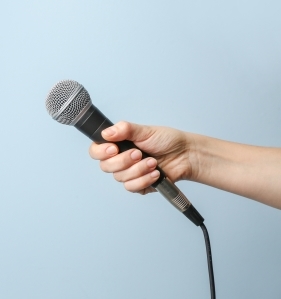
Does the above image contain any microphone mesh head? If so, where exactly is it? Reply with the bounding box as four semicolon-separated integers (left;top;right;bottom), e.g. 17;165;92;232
45;80;91;125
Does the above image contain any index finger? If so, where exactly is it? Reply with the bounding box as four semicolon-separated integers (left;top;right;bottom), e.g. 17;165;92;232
89;142;119;161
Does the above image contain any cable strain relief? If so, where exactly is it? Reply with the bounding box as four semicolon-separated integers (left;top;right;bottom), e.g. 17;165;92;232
183;205;204;226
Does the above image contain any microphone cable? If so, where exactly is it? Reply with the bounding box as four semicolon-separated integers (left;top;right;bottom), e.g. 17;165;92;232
200;223;216;299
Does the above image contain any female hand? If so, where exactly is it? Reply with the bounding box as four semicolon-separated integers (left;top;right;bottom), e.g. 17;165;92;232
89;121;195;195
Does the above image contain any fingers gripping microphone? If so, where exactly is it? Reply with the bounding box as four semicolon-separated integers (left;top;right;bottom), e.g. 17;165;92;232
45;80;204;226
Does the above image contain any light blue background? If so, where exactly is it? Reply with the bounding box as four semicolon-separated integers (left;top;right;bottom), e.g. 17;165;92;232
0;0;280;298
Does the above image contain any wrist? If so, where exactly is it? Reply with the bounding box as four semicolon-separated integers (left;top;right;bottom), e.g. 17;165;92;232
185;133;213;183
181;132;200;182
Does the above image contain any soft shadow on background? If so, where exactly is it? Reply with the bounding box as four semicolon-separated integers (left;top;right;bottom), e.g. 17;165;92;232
0;1;280;298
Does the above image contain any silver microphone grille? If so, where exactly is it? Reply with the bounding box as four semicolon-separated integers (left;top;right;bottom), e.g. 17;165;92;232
45;80;91;125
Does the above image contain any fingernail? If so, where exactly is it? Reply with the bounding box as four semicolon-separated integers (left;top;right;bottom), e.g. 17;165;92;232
150;170;160;178
147;158;157;168
103;127;116;137
131;150;142;160
106;146;117;155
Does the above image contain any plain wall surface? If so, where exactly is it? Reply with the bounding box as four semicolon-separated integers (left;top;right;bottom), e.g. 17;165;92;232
0;1;280;298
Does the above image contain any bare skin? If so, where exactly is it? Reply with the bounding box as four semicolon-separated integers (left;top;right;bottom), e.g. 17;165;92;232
89;121;281;209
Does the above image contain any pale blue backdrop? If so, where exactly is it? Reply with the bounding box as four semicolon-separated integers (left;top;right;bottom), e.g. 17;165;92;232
0;0;280;298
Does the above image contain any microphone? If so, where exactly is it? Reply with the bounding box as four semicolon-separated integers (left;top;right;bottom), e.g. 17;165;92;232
45;80;204;226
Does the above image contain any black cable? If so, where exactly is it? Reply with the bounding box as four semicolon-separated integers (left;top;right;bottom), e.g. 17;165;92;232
200;223;216;299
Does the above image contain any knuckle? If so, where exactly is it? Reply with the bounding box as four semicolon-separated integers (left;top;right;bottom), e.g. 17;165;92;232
88;143;96;159
123;182;134;192
123;177;148;193
134;159;149;176
89;142;107;160
99;161;109;173
138;175;153;190
117;120;131;133
113;172;122;182
133;164;143;178
118;159;127;170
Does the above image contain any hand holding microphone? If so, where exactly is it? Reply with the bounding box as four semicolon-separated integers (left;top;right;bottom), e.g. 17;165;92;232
89;121;194;196
45;80;204;226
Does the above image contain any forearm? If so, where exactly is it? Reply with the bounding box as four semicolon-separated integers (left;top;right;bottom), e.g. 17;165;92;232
188;133;281;209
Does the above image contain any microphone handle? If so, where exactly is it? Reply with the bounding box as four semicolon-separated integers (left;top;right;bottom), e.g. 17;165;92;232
74;104;204;226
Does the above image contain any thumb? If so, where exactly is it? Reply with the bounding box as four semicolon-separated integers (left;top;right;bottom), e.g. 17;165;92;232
101;121;154;143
